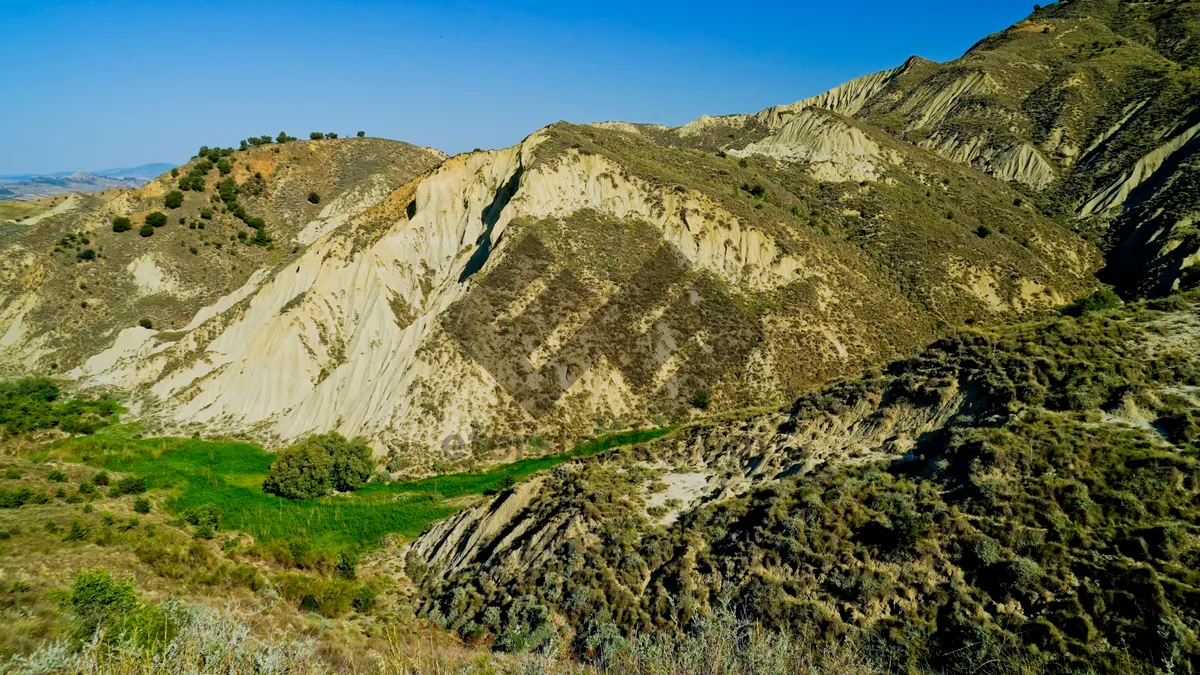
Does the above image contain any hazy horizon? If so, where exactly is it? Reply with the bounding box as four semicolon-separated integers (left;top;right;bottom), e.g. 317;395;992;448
1;0;1038;175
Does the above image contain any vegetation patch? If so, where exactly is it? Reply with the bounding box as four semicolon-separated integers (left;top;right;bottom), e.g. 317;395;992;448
38;427;669;550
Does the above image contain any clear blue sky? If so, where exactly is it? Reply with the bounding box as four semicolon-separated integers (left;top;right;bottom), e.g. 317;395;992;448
0;1;1038;174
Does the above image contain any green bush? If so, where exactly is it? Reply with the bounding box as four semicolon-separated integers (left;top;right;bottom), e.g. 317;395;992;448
352;584;376;612
111;216;132;233
310;132;325;140
163;191;184;209
262;433;373;500
138;319;153;329
217;159;232;175
110;475;147;497
76;248;96;261
64;569;175;649
307;191;320;204
217;178;237;204
1062;288;1122;316
145;211;167;227
976;224;992;238
357;131;365;138
182;503;222;530
133;497;150;514
63;519;89;541
48;469;67;482
139;225;154;237
336;551;358;580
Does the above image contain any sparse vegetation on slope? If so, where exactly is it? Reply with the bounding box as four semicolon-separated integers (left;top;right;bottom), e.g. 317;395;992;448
417;292;1200;673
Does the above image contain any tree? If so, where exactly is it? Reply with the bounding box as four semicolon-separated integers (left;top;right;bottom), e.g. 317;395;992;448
163;191;184;209
145;212;167;227
308;191;321;204
138;224;155;237
262;432;373;499
261;438;334;499
356;131;365;138
217;177;238;204
217;159;232;175
112;216;132;233
310;132;325;140
327;435;373;491
1063;289;1122;317
327;132;338;139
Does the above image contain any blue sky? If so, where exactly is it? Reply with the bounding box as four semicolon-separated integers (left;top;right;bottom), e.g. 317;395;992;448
0;1;1037;174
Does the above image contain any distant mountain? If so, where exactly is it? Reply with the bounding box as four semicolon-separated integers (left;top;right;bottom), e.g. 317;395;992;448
0;173;141;200
0;169;171;201
89;163;177;180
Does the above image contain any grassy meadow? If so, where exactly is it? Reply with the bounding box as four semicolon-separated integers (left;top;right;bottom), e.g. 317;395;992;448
35;426;671;549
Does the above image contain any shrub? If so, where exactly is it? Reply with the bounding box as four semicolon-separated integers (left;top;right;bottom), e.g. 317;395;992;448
217;159;232;175
976;225;992;238
139;224;154;237
110;475;147;497
691;389;711;410
1062;289;1122;317
199;208;212;220
336;551;358;580
48;469;67;482
352;585;376;612
145;211;167;227
307;191;321;204
63;519;89;541
111;216;132;233
310;132;325;140
262;433;373;499
357;131;365;138
217;178;237;204
93;471;109;486
163;191;184;209
76;248;96;261
138;318;153;329
5;467;20;479
133;497;150;514
182;503;222;530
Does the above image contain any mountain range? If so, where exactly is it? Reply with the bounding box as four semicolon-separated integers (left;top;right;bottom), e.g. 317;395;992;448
0;164;175;201
1;1;1199;671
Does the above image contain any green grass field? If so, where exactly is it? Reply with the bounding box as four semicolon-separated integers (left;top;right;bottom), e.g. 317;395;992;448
37;427;671;549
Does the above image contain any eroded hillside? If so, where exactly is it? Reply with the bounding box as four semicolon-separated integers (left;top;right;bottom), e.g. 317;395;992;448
413;292;1200;673
637;0;1200;297
0;137;446;375
39;118;1100;465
